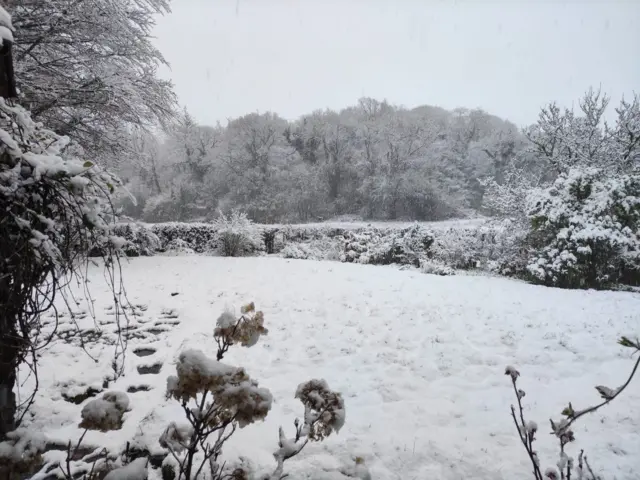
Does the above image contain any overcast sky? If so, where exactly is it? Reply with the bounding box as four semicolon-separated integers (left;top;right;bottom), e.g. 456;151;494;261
153;0;640;128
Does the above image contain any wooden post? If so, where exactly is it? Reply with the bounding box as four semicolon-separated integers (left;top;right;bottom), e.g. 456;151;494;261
0;1;16;99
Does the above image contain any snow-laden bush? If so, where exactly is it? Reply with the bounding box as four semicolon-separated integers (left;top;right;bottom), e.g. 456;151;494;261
420;259;455;276
281;239;342;261
428;220;529;276
0;94;126;437
160;302;351;480
341;224;434;266
0;428;46;479
281;243;313;260
211;211;264;257
151;222;218;253
526;168;640;289
163;238;196;255
108;223;160;257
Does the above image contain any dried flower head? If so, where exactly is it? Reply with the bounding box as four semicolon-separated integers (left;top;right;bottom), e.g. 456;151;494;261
166;349;273;428
295;379;345;441
214;306;268;348
159;422;194;453
505;365;520;381
79;391;130;431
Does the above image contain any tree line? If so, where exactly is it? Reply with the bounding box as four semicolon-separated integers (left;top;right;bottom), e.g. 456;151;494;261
117;99;541;224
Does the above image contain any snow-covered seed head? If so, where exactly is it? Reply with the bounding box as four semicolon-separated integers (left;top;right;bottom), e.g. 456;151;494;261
545;467;559;480
526;421;538;436
505;365;520;381
240;302;255;314
228;468;250;480
295;379;346;441
557;452;569;471
166;349;273;428
214;306;268;348
79;391;130;431
159;422;193;453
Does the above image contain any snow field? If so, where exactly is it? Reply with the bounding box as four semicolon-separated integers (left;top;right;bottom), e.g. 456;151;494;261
21;256;640;479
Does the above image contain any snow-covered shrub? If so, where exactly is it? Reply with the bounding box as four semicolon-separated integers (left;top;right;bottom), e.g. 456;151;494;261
428;220;529;276
341;224;434;266
211;211;264;257
281;243;312;259
506;336;640;480
160;302;347;480
420;259;455;276
108;223;160;257
281;239;342;261
526;168;640;289
0;428;46;479
163;238;196;255
0;92;126;436
151;222;218;253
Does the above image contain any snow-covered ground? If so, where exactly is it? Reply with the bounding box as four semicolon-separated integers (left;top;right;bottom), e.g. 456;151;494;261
21;257;640;479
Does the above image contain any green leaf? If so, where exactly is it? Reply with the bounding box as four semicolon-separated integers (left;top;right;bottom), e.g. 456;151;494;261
83;161;94;168
107;182;114;194
561;403;575;418
618;336;638;349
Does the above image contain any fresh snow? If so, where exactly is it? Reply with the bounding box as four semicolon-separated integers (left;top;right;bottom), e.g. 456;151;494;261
19;256;640;479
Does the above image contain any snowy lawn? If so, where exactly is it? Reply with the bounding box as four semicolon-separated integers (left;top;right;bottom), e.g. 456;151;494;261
22;257;640;479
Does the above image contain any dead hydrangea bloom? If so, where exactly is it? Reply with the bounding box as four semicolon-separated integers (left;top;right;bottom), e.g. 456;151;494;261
214;302;268;349
159;422;193;453
166;349;272;428
295;379;345;441
79;391;130;431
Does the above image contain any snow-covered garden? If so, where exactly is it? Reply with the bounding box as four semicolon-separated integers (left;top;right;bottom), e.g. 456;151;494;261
1;2;639;479
12;256;640;479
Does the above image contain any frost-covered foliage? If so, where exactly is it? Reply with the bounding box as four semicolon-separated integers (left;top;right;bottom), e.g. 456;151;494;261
506;336;640;480
211;211;264;257
0;94;125;437
526;168;640;289
160;303;346;480
341;224;434;266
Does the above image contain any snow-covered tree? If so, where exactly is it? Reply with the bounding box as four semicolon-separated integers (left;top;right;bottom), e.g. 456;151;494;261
0;5;129;439
526;168;640;289
11;0;177;162
526;88;639;175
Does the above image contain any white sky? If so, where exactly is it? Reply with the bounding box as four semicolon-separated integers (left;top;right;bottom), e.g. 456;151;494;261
153;0;640;128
